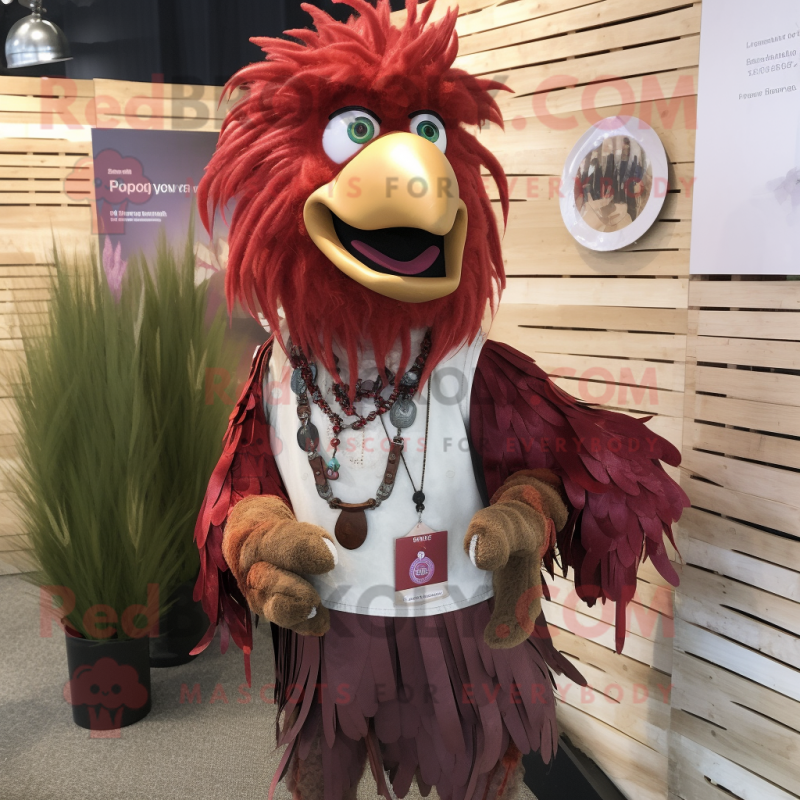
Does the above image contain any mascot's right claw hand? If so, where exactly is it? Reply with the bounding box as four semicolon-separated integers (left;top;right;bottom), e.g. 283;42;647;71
464;470;568;650
222;495;337;636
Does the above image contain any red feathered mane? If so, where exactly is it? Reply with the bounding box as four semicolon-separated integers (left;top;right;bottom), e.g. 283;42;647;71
199;0;509;381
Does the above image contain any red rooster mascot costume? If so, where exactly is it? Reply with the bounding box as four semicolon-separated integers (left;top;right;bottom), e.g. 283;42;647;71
193;1;689;798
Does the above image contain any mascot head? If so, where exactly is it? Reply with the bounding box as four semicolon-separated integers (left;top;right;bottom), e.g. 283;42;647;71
199;0;509;381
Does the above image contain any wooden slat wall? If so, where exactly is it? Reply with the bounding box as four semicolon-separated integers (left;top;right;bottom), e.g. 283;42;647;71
0;252;43;576
671;278;800;800
413;1;799;798
398;1;700;797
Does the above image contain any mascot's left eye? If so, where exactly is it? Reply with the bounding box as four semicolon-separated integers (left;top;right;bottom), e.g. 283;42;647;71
409;112;447;153
323;107;381;164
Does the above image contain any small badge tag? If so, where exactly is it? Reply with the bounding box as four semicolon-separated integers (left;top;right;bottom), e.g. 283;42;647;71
395;523;449;606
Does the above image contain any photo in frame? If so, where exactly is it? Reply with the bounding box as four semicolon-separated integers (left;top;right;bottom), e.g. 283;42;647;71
559;116;669;251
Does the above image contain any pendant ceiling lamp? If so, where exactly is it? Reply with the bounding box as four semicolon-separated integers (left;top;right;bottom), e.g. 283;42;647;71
3;0;72;69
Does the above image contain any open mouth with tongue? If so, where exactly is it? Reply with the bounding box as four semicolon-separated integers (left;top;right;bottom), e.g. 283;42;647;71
302;132;468;303
331;214;446;278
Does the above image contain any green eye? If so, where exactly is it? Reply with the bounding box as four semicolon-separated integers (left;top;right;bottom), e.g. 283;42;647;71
325;109;381;163
348;117;375;144
416;120;440;143
409;113;447;152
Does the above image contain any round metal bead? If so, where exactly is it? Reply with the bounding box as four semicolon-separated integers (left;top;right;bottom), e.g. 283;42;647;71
389;397;417;429
412;491;425;506
400;369;420;388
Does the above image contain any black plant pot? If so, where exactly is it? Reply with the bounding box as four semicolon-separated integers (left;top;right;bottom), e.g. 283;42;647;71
149;579;208;668
64;631;151;731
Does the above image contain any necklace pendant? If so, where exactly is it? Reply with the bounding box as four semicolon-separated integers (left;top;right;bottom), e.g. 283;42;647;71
335;508;368;550
297;422;319;452
291;363;317;395
390;397;416;429
326;457;340;480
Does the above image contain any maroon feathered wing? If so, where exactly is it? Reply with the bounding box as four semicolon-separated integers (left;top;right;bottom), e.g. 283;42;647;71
471;340;689;652
191;337;288;681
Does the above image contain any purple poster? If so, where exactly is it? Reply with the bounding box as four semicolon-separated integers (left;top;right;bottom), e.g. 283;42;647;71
91;128;267;400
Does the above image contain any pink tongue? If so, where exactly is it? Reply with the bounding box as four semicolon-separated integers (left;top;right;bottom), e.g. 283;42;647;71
352;240;440;276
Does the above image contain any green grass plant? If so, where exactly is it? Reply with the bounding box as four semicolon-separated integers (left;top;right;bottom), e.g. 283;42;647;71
11;230;230;639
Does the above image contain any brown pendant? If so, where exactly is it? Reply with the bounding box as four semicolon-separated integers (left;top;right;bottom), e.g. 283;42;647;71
335;508;368;550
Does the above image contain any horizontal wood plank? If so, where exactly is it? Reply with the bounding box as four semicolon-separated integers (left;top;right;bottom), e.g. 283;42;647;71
691;280;800;310
694;365;800;408
494;36;700;106
671;732;800;800
676;619;800;703
498;302;688;333
479;99;697;173
680;507;799;577
455;0;603;38
456;6;701;75
671;652;800;794
498;67;698;128
535;350;686;392
685;478;800;541
694;336;800;370
458;0;695;57
697;310;800;341
0;76;94;98
684;421;800;472
503;277;689;309
492;314;687;360
683;449;800;507
677;562;800;654
689;394;800;438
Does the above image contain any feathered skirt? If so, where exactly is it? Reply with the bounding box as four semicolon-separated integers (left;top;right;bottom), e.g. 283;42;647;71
268;599;584;800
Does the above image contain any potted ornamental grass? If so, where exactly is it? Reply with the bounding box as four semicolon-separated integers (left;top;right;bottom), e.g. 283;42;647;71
11;230;230;731
125;232;231;668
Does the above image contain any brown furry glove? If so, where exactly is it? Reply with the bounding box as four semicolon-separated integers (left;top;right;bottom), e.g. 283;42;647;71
464;470;568;649
222;495;337;636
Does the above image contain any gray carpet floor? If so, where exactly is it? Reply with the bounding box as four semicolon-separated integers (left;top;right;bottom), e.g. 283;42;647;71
0;574;536;800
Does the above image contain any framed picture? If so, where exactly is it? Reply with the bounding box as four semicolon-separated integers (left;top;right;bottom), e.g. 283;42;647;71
559;116;668;251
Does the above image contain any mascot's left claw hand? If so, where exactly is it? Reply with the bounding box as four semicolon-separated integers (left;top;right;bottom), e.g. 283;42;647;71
464;470;568;650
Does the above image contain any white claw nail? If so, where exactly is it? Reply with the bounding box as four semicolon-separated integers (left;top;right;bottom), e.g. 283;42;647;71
323;538;338;566
469;534;479;567
307;607;317;620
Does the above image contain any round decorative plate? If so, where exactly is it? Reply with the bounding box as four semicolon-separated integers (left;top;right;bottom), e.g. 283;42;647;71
560;116;669;251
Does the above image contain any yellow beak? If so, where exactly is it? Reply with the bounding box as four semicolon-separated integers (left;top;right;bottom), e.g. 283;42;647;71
303;132;468;303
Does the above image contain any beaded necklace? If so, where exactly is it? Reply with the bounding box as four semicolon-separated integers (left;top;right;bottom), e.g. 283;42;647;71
289;332;432;549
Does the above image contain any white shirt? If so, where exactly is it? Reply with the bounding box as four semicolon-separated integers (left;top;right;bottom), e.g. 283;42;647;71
262;329;493;617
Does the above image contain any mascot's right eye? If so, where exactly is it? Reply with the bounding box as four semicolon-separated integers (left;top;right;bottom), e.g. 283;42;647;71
323;107;381;164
